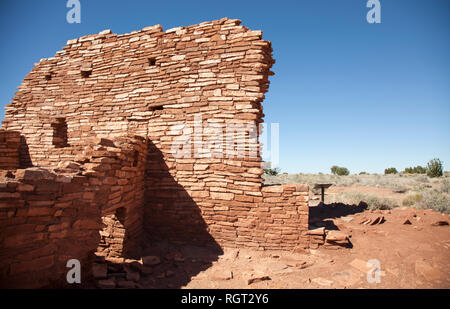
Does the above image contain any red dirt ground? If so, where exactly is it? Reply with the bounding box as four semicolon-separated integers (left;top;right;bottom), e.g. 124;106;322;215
184;207;450;289
93;206;449;289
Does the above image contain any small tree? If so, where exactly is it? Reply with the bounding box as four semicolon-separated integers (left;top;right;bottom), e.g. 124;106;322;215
404;166;426;174
427;158;443;178
337;167;350;176
384;168;398;175
331;165;339;175
263;167;280;176
331;165;349;176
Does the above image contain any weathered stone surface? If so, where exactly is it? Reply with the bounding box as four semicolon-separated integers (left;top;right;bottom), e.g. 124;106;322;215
431;220;448;226
126;271;140;282
142;256;161;266
0;17;316;289
97;278;116;289
116;280;136;289
247;274;271;285
306;227;325;236
311;277;334;287
211;270;233;281
325;230;348;242
415;259;443;281
349;258;376;274
92;263;108;279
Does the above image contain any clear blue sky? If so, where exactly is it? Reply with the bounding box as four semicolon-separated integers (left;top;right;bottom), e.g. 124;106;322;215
0;0;449;174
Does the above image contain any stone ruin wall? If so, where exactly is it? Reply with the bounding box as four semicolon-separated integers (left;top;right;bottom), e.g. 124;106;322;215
0;129;20;170
0;136;147;288
0;18;311;287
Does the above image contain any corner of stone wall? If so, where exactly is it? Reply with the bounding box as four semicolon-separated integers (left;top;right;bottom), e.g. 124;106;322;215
256;184;310;250
0;134;148;288
0;129;21;170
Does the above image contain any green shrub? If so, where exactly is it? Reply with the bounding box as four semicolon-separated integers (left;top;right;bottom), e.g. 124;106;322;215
404;166;427;174
427;158;443;178
331;165;339;175
418;166;427;174
384;167;398;175
331;165;350;176
263;167;280;176
359;171;368;175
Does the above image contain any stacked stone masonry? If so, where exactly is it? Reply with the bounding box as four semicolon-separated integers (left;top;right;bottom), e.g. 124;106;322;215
0;18;312;287
0;136;146;287
0;129;20;169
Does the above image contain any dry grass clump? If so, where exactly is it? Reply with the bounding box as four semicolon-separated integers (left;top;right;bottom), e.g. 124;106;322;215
264;173;450;213
403;190;450;214
263;173;441;189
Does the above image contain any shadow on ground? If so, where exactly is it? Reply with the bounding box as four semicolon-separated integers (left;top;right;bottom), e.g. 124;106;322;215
139;239;222;289
87;139;224;289
309;202;367;231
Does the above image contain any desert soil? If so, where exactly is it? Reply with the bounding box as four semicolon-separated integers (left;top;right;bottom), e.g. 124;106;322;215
183;207;450;289
96;204;449;289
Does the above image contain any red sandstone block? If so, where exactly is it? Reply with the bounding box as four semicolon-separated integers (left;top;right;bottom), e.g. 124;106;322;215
72;219;103;230
48;230;69;239
15;168;55;181
10;255;55;275
63;183;82;194
210;192;234;201
103;177;117;185
1;224;37;237
190;191;210;198
260;192;282;198
263;197;285;203
82;192;95;200
235;195;254;202
246;191;262;197
17;184;35;192
14;243;57;261
35;183;61;193
35;225;46;232
3;232;46;248
27;207;54;216
54;201;72;208
0;192;21;199
295;196;308;202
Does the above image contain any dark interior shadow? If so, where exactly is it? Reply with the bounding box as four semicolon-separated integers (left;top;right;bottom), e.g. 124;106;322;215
19;135;32;168
98;139;223;289
6;136;222;289
309;201;367;231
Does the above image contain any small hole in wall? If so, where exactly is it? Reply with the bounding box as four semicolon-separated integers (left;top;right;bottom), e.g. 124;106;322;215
45;73;52;81
51;117;69;148
148;58;157;66
115;207;126;223
149;105;164;112
133;150;139;167
81;70;92;78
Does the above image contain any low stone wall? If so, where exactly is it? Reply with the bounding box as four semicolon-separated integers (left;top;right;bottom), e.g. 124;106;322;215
256;184;310;250
0;135;147;288
145;180;310;250
95;136;148;259
0;167;103;288
0;129;20;170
